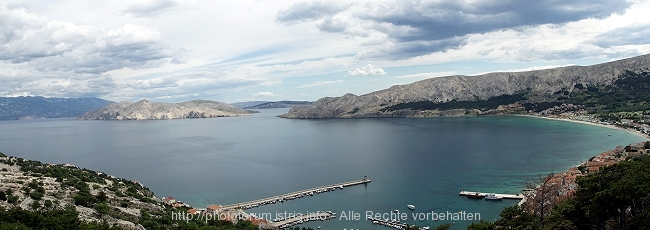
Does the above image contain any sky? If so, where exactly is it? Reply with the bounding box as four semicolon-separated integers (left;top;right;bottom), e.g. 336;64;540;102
1;0;650;103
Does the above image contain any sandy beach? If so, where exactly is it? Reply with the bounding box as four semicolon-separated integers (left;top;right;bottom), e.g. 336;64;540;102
518;114;650;141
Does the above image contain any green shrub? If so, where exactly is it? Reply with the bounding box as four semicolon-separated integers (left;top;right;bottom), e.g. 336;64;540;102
29;192;44;200
6;195;18;203
44;200;53;208
94;202;110;215
30;200;40;210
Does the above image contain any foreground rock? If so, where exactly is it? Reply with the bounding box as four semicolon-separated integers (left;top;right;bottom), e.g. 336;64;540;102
281;54;650;118
78;99;255;120
0;153;162;229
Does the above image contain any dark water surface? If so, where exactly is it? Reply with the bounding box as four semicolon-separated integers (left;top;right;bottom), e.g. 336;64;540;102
0;109;646;229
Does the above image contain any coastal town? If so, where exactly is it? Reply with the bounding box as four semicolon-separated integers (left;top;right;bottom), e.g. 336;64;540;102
524;141;649;204
517;104;650;215
529;103;650;137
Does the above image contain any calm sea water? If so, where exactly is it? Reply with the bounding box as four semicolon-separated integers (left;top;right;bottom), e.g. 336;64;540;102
0;108;646;229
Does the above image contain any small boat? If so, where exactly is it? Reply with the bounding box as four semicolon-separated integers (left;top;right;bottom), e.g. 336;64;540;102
407;204;415;210
466;192;484;199
392;209;400;213
484;193;503;200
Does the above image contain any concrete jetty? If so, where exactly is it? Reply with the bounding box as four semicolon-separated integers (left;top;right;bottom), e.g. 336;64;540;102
458;191;524;199
219;176;371;210
270;211;336;229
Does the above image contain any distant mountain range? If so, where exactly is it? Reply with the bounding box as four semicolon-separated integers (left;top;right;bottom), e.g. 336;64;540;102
78;99;255;120
230;101;271;108
281;54;650;118
231;101;313;109
0;96;113;120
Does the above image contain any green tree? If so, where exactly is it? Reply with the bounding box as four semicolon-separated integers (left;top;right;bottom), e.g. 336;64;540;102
546;155;650;229
494;205;538;229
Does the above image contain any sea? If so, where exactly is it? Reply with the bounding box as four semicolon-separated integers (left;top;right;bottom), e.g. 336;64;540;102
0;108;647;229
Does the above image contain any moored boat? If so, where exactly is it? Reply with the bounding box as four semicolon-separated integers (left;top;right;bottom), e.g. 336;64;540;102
466;192;484;199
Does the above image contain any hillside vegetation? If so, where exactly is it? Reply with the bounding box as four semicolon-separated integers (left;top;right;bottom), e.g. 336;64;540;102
0;152;266;230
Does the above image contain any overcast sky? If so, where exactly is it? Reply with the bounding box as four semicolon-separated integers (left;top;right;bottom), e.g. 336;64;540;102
2;0;650;103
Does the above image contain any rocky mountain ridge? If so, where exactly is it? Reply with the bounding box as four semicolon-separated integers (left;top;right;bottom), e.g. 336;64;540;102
244;101;312;109
78;99;255;120
281;54;650;118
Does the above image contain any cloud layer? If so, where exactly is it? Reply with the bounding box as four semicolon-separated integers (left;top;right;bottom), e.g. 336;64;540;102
0;1;648;103
277;0;634;59
0;4;184;98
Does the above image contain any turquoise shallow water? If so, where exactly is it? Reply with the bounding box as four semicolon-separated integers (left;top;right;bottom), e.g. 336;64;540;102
0;109;646;229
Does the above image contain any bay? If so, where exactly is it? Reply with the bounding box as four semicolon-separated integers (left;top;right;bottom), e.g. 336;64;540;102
0;108;646;229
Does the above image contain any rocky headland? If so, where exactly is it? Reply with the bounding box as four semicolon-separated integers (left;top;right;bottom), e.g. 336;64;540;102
78;99;255;120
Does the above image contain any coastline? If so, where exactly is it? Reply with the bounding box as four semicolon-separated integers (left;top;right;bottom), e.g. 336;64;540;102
517;114;649;213
516;114;650;141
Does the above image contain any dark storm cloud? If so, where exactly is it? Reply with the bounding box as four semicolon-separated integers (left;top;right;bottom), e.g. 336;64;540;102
277;0;633;58
365;0;629;42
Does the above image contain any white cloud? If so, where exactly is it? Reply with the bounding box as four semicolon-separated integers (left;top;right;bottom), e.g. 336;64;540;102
253;91;278;97
296;80;343;88
121;0;178;17
0;6;183;74
346;64;387;76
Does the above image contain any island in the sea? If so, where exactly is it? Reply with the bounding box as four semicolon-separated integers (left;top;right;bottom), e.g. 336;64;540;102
78;99;256;120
